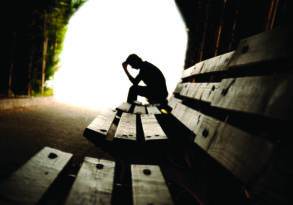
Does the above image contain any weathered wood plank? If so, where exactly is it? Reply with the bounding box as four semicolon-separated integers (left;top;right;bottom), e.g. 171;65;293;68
141;114;167;141
131;165;173;205
179;82;201;100
200;51;235;74
0;147;72;205
171;102;201;131
207;122;273;183
173;82;184;94
146;105;161;115
182;51;235;78
65;157;115;205
168;97;182;110
228;28;293;68
194;115;220;150
201;83;220;103
183;83;200;99
116;102;132;112
114;113;136;141
179;83;191;96
178;82;219;103
133;105;146;114
86;110;117;136
182;61;204;79
211;74;293;120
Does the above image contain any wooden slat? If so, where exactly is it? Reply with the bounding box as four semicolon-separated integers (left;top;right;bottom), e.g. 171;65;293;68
171;102;201;131
173;82;184;94
207;122;273;183
146;105;161;114
65;157;115;205
133;105;146;114
114;113;136;141
179;83;193;97
228;28;293;68
168;97;182;110
201;83;220;103
211;74;293;120
116;102;132;112
86;110;117;136
182;61;204;79
131;165;173;205
181;51;235;79
0;147;72;204
178;82;219;103
141;114;167;141
199;51;235;74
179;83;191;97
180;83;203;100
194;115;220;150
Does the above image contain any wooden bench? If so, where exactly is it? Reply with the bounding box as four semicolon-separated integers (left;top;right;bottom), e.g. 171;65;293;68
0;146;175;205
1;28;291;205
83;102;170;156
169;27;292;204
82;27;292;204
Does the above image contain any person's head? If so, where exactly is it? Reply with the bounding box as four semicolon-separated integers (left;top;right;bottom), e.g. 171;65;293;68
124;54;143;69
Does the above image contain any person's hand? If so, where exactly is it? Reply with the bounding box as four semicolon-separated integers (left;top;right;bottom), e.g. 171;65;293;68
122;62;127;70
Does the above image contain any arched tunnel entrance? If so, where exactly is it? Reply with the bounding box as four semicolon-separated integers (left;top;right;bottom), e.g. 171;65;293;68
0;1;292;205
53;0;187;109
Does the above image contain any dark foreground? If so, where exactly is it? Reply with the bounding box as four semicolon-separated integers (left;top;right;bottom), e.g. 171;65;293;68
0;98;112;178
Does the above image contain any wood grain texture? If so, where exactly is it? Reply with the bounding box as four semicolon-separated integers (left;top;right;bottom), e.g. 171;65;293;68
194;115;220;150
179;83;191;97
86;110;117;136
133;105;146;114
199;51;235;74
131;164;173;205
171;102;201;131
116;102;132;112
168;97;182;110
141;114;167;141
178;82;219;103
207;123;273;183
65;157;115;205
211;74;293;120
201;83;220;103
182;61;204;79
228;28;292;68
181;83;200;99
0;147;72;205
114;113;136;141
181;51;234;78
146;105;161;114
173;83;184;94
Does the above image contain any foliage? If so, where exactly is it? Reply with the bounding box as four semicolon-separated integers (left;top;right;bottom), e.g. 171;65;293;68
45;0;87;81
32;87;54;97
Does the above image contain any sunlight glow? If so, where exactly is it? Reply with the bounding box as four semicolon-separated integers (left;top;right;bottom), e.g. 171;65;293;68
53;0;187;110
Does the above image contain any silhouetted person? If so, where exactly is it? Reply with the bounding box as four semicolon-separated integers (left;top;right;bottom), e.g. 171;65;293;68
122;54;168;105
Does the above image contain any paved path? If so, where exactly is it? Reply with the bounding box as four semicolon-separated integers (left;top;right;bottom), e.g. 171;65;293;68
0;98;113;178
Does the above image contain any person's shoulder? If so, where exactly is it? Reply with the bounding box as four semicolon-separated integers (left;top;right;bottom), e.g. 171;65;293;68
143;61;159;70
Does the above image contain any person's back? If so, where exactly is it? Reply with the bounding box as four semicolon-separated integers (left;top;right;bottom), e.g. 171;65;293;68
139;61;168;102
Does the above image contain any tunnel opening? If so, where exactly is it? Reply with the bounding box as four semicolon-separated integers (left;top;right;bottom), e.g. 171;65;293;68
52;0;187;109
1;1;293;204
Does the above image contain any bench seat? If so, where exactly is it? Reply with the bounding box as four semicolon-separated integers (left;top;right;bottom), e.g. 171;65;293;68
0;147;176;205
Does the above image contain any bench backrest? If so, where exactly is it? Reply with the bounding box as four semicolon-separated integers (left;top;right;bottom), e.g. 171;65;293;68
169;27;292;189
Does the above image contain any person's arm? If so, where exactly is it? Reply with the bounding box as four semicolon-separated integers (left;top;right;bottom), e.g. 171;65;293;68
122;62;141;85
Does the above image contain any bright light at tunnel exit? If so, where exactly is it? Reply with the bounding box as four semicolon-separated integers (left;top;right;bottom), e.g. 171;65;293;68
53;0;187;110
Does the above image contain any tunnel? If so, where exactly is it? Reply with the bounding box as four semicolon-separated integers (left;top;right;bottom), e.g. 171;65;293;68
0;0;292;205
